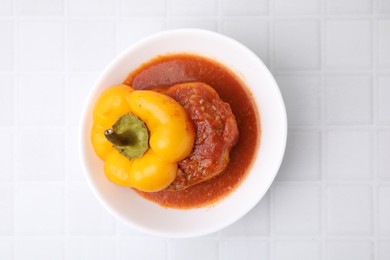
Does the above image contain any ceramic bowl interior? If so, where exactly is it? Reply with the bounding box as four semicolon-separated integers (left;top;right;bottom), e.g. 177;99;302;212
80;29;287;238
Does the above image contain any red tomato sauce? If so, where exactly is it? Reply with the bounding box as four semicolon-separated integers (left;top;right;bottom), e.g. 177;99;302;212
124;53;261;209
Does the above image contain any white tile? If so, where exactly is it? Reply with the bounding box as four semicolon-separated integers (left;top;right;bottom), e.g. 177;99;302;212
326;241;373;260
0;129;13;182
0;0;12;15
69;238;115;260
16;128;64;181
378;20;390;68
273;184;321;236
0;74;14;126
222;194;269;236
68;0;115;16
222;20;269;65
69;21;115;71
18;21;64;70
16;0;63;16
274;20;320;70
66;127;85;182
0;185;13;235
277;130;321;181
169;19;217;31
0;21;14;70
325;76;372;124
120;0;165;16
17;73;65;126
0;239;13;259
327;185;373;235
171;0;217;16
68;73;96;126
277;75;321;125
326;20;371;69
220;239;268;260
16;183;64;235
378;241;390;260
378;0;390;13
326;130;372;180
378;131;390;181
118;238;166;260
274;240;321;260
378;76;390;124
16;238;64;260
68;183;115;235
379;186;390;235
117;19;165;52
275;0;320;15
170;239;217;260
326;0;372;14
221;0;269;15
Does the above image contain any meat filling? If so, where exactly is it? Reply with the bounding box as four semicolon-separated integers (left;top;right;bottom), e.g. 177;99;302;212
161;82;239;190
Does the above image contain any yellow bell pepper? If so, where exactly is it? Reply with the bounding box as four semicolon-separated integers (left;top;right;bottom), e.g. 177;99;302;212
91;84;195;192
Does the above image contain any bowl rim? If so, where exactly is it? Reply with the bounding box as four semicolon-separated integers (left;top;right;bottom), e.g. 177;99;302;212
79;28;287;238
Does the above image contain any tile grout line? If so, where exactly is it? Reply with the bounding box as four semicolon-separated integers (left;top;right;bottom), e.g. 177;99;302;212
12;0;18;257
114;0;120;56
274;69;388;74
274;180;390;185
371;0;378;258
165;0;170;30
63;0;70;258
8;234;390;239
216;0;222;33
3;14;390;20
166;0;171;30
320;0;327;258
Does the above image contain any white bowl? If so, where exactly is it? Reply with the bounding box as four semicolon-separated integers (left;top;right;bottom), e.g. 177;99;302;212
80;29;287;238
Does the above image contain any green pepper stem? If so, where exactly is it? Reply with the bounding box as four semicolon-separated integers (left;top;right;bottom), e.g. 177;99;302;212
104;129;132;146
104;113;149;160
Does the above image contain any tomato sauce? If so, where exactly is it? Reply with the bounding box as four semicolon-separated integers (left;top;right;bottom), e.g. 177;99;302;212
124;53;261;209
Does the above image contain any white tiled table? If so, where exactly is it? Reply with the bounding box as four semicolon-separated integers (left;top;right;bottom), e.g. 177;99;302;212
0;0;389;259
